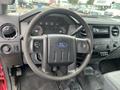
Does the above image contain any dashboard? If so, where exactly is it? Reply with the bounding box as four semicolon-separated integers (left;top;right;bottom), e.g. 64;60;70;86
0;11;120;67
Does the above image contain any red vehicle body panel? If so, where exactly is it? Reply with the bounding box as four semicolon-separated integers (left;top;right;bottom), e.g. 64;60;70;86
0;64;7;90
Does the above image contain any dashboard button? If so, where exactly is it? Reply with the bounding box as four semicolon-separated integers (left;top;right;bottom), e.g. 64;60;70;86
1;44;12;54
113;42;118;48
100;52;108;57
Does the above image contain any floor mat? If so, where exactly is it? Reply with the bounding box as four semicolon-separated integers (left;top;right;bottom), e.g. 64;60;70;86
17;69;59;90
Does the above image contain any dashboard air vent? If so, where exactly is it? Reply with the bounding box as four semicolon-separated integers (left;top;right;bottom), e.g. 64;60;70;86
0;23;17;39
111;26;119;36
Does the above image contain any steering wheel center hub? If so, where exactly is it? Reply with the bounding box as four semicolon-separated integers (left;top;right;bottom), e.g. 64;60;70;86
47;35;76;65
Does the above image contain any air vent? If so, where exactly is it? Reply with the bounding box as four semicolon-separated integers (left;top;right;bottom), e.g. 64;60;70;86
111;26;119;36
0;23;17;39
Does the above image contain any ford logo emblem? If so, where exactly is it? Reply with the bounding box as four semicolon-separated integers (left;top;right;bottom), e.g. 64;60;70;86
57;42;68;48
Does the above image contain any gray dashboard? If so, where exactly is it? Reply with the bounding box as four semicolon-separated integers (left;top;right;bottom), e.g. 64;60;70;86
0;15;22;67
0;11;120;67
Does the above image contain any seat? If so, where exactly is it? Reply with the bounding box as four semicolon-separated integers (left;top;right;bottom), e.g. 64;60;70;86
103;71;120;90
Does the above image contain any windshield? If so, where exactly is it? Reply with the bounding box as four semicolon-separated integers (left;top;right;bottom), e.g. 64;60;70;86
7;0;120;18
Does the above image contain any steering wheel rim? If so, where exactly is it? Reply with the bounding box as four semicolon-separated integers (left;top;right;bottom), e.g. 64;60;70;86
23;8;93;81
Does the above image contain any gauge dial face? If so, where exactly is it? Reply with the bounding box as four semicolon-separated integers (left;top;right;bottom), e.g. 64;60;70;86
59;27;66;34
31;25;43;36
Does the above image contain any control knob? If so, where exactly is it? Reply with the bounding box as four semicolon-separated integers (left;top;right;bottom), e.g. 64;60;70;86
1;44;12;54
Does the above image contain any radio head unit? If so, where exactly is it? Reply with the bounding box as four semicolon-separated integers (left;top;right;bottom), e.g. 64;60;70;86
92;26;110;38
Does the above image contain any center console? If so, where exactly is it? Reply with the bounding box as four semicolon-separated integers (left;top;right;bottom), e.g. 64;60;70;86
90;25;120;58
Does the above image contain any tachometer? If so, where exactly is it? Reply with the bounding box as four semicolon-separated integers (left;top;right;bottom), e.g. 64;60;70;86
31;25;43;36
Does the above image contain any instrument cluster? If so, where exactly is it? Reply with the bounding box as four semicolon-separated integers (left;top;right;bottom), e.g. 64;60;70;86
31;15;70;36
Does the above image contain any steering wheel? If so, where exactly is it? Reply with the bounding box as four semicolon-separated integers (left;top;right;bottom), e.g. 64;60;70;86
23;9;93;81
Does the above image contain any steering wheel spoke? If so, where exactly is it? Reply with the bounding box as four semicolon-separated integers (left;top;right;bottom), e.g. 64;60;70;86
76;38;91;54
30;36;45;53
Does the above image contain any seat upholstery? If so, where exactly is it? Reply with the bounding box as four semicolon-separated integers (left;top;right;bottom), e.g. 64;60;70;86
103;71;120;90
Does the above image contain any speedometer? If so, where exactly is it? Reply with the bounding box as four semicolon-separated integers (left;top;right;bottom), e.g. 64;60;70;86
31;25;43;36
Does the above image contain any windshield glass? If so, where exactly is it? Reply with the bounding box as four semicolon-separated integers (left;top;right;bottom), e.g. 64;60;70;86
7;0;120;18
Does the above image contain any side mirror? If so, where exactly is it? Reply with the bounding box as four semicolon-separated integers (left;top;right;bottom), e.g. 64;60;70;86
0;0;15;5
